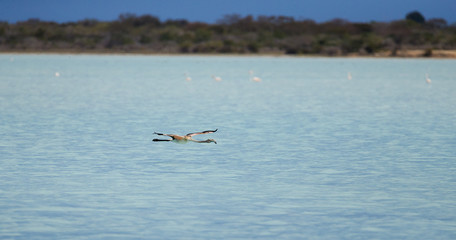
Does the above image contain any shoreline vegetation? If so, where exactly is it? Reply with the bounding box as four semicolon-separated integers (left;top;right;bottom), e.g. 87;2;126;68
1;11;455;58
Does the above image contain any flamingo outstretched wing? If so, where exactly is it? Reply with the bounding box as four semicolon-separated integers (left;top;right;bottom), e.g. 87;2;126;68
154;132;182;140
154;132;172;137
186;129;218;137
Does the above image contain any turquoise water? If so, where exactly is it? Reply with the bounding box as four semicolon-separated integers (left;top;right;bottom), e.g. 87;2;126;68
1;54;456;239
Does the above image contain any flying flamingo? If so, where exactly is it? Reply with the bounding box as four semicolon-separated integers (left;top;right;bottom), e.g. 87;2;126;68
249;70;261;82
153;129;218;144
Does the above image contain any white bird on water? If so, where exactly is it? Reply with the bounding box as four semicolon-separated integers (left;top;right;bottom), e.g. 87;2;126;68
185;73;192;81
153;129;218;144
249;70;261;82
212;75;222;81
347;72;352;80
425;74;432;84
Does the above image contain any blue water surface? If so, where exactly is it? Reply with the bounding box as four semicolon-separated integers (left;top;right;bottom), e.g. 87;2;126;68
1;54;456;239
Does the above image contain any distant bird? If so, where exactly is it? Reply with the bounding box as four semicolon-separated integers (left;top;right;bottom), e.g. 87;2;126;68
185;73;192;81
153;129;218;144
347;72;352;80
55;72;60;77
425;74;432;84
249;70;261;82
212;75;222;81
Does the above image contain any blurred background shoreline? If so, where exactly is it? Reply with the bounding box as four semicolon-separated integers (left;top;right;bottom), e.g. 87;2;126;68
1;11;455;58
2;50;456;58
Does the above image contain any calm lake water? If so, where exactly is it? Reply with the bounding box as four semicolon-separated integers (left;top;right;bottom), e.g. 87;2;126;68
1;54;455;239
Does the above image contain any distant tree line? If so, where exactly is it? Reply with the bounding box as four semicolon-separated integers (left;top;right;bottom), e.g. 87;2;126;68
0;11;455;56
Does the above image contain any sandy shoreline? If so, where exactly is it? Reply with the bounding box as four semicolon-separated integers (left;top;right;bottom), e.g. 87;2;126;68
1;49;456;58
